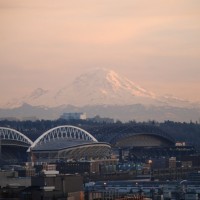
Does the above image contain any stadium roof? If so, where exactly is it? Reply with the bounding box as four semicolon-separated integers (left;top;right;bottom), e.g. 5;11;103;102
32;138;109;151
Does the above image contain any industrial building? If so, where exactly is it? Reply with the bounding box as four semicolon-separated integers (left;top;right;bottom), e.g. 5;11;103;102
60;112;87;120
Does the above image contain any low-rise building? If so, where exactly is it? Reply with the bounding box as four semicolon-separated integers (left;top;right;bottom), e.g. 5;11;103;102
21;171;84;200
60;112;87;120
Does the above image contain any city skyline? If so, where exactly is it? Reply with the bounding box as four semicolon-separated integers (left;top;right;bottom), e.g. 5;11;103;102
0;0;200;104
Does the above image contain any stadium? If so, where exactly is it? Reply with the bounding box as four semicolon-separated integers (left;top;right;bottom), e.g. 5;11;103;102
83;124;196;162
86;124;175;147
28;125;111;163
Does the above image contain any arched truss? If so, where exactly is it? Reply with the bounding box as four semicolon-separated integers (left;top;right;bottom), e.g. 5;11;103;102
30;125;98;149
0;127;33;146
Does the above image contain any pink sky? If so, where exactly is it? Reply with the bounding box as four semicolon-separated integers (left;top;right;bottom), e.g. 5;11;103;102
0;0;200;104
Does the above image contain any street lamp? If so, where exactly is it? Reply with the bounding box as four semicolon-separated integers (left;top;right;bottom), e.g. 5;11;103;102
148;160;153;180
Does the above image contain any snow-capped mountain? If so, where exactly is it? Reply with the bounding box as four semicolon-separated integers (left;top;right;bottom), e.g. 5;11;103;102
1;68;200;122
54;68;158;106
1;68;198;108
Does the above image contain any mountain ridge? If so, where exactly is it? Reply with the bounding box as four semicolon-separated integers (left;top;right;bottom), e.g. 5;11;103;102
0;102;200;122
0;68;200;122
1;68;198;109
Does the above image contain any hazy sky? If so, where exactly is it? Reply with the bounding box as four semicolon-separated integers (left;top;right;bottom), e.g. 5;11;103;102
0;0;200;104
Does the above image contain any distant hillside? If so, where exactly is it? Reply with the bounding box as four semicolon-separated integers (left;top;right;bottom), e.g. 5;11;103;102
0;103;200;122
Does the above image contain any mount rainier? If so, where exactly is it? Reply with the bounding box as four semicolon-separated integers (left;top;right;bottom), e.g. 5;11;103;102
0;68;199;122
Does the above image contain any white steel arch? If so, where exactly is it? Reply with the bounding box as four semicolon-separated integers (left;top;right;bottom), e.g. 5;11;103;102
30;125;97;149
0;127;33;145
